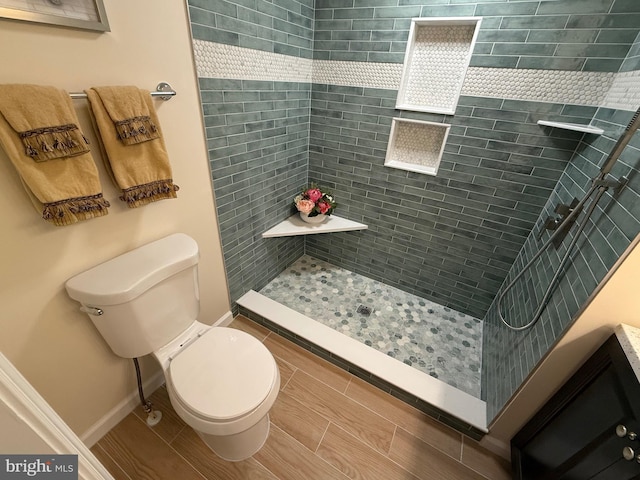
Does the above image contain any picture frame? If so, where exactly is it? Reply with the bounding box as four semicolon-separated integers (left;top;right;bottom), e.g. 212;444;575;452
0;0;109;32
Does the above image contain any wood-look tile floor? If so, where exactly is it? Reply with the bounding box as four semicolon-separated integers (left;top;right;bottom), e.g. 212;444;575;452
91;316;511;480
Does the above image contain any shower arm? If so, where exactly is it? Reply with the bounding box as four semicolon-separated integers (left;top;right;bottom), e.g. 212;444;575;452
497;106;640;332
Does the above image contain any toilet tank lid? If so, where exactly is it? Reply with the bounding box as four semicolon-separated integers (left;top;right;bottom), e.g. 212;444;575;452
65;233;199;306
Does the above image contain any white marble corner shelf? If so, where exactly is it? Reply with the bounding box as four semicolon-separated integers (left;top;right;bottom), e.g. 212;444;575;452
537;120;604;135
262;214;368;238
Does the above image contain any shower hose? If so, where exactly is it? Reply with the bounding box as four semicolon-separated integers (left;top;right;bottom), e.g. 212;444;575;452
498;107;640;331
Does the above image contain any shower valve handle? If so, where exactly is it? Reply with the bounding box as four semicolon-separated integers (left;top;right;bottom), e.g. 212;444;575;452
544;217;560;229
538;217;560;239
554;204;572;216
554;198;579;216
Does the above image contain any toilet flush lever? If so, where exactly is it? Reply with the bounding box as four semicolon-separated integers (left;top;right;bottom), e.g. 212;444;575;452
80;306;103;316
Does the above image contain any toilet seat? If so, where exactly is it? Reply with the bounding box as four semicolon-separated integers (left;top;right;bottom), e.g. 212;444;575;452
168;327;278;424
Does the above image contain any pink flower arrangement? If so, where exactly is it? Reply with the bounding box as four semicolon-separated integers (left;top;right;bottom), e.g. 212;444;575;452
294;184;336;217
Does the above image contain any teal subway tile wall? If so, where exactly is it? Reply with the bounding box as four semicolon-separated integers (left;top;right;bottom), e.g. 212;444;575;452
306;88;586;317
188;0;640;425
482;105;640;420
198;77;310;302
189;0;315;58
313;0;640;71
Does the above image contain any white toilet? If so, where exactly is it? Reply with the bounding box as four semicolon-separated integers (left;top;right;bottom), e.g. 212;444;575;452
65;233;280;461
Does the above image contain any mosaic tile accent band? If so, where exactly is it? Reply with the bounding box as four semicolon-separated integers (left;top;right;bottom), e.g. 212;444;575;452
604;70;640;111
260;255;483;398
193;40;638;110
313;59;401;90
193;40;312;83
462;68;614;107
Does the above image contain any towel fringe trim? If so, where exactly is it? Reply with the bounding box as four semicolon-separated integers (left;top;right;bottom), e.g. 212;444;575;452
120;179;179;208
42;194;110;226
114;115;159;145
20;123;90;161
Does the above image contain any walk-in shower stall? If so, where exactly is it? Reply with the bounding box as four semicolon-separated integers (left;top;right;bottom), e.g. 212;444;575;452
187;0;640;434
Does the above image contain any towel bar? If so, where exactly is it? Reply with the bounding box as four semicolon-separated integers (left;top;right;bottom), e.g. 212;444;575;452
69;82;176;101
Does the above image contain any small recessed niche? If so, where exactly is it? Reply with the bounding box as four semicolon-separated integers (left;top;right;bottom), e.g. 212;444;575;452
396;17;482;115
384;118;450;176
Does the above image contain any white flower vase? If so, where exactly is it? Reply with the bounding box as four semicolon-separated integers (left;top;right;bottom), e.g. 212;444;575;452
299;212;327;224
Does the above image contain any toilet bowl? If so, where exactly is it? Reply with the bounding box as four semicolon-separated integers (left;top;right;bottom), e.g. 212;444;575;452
156;323;280;461
64;233;280;461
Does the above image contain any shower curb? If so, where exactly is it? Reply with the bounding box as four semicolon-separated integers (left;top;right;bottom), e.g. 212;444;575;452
237;290;487;440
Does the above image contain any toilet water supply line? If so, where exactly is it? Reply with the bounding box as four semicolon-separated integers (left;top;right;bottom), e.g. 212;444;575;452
132;358;162;426
498;107;640;332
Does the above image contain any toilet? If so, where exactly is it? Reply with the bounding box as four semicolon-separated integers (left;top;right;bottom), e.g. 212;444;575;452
65;233;280;461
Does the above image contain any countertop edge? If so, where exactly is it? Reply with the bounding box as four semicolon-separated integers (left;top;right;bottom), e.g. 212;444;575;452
615;324;640;383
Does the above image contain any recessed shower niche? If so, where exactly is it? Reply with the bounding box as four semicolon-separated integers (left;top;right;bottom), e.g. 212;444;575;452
384;118;450;176
396;17;482;115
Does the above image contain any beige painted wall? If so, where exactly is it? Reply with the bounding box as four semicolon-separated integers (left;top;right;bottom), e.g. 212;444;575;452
0;2;229;436
489;233;640;442
1;0;637;455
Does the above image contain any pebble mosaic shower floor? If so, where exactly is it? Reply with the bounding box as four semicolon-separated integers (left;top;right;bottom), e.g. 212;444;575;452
260;255;483;398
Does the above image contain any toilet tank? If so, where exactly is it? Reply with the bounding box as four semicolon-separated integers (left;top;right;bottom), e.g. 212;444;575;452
65;233;200;358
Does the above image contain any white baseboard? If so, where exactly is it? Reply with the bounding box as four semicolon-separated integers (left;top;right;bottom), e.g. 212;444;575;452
81;371;165;447
213;310;234;327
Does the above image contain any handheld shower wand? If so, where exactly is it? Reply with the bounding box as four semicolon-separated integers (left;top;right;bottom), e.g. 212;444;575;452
498;106;640;331
597;108;640;179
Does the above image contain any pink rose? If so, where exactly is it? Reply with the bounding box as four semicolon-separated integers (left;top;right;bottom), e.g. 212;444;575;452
306;188;323;202
317;200;330;214
296;199;315;214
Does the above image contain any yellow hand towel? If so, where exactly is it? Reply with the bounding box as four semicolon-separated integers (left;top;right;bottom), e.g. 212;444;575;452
86;86;179;208
89;85;160;146
0;84;109;226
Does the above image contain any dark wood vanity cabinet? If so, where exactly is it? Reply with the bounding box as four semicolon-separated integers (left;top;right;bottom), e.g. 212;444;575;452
512;334;640;479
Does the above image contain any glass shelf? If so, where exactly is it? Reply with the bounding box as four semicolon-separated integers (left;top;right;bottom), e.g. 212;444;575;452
262;214;368;238
537;120;604;135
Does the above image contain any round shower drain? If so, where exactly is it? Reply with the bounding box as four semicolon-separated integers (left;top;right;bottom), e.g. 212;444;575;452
356;305;373;316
